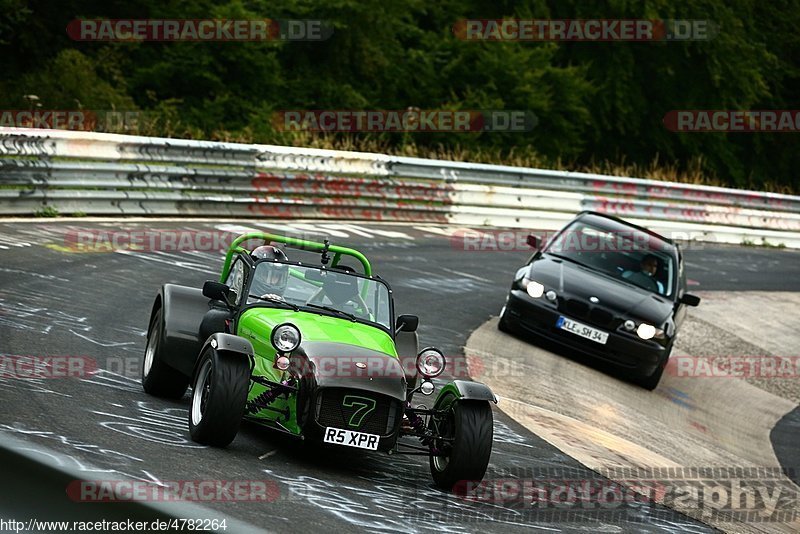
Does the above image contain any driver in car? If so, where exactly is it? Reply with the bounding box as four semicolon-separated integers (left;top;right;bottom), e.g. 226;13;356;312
249;245;289;301
623;253;665;295
307;266;371;319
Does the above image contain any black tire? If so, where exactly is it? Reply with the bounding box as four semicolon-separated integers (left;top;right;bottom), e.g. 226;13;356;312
497;306;512;333
636;347;671;391
429;397;494;490
637;361;665;390
296;373;322;448
142;308;189;399
188;347;251;447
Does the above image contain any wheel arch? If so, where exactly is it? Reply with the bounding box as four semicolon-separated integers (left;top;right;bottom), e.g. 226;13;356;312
434;379;497;407
191;333;255;384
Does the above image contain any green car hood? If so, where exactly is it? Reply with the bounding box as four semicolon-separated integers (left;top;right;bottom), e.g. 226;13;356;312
239;307;406;400
238;307;397;356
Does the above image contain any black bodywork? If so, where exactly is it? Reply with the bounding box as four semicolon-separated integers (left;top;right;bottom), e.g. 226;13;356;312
500;211;701;386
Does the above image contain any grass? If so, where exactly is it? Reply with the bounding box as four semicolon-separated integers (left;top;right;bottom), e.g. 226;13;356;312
34;205;60;217
741;237;787;248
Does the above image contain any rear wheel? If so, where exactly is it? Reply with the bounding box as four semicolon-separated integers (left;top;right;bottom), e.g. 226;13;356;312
188;348;250;447
142;308;189;399
429;396;493;490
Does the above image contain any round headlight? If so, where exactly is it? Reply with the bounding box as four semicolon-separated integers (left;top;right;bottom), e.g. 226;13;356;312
526;279;545;298
419;381;435;395
545;290;557;302
416;348;446;379
271;323;301;353
636;323;656;340
623;320;636;331
274;355;290;371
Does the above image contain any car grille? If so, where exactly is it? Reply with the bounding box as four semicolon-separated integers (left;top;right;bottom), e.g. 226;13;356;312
560;298;616;329
315;388;397;436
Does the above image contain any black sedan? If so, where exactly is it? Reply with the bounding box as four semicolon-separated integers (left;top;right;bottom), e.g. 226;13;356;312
498;211;701;389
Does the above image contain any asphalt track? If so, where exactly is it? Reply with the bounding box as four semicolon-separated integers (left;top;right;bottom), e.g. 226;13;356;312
1;219;799;533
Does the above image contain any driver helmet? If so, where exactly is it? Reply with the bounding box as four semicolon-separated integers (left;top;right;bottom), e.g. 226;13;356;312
251;245;289;295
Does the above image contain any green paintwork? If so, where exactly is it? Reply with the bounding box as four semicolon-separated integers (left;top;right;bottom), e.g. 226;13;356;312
237;306;397;435
433;383;462;409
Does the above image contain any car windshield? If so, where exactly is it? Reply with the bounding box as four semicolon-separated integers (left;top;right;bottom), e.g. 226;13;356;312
247;262;392;330
545;221;675;297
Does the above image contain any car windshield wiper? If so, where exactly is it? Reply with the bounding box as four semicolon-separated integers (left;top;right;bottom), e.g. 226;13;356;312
546;251;592;270
248;294;299;311
304;303;357;322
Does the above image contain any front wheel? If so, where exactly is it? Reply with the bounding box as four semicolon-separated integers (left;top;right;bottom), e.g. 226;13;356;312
635;346;672;391
636;362;665;391
497;306;512;333
188;348;251;447
429;397;493;490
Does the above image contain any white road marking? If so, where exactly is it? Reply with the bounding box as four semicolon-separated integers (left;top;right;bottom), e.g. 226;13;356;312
437;266;492;283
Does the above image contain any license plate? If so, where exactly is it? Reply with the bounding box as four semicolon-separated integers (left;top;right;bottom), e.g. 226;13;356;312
556;316;609;345
323;427;380;450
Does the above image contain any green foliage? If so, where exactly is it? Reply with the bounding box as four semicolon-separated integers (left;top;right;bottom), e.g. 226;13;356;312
34;206;60;217
0;0;797;191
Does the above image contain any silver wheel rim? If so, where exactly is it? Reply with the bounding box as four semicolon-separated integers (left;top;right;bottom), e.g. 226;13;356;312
433;452;450;471
143;331;156;377
432;401;454;472
191;360;212;426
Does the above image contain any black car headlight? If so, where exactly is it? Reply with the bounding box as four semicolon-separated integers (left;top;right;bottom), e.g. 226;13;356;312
520;277;545;298
271;323;301;353
636;322;665;340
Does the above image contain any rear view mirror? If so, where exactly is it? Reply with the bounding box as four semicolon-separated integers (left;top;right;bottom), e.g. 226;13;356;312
526;234;541;250
203;281;231;302
680;293;701;307
395;314;419;334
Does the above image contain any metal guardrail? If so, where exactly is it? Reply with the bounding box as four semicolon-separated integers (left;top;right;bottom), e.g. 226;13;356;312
2;127;800;247
0;431;258;532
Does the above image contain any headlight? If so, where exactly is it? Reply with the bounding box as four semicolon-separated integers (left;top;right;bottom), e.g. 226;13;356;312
271;323;301;353
416;347;446;379
636;323;661;340
522;277;545;298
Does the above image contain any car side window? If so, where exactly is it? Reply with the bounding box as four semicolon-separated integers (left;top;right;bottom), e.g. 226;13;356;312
225;257;247;305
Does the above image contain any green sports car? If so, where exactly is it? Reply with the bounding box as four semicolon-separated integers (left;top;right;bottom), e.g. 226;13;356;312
141;232;496;489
